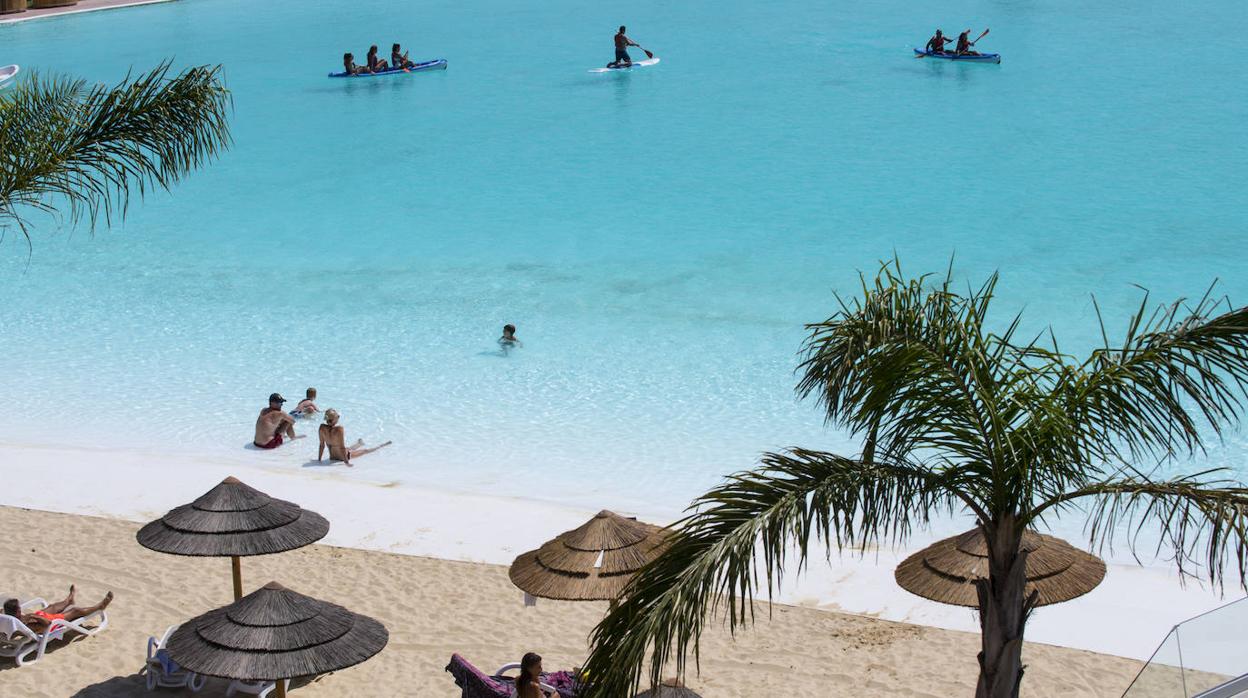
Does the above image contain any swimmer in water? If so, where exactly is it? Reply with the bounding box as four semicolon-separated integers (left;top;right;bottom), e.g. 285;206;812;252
291;387;319;418
499;324;522;348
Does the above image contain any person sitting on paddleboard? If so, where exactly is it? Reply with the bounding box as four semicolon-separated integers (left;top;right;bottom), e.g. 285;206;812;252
366;45;389;72
391;43;416;69
955;29;981;56
612;25;640;67
925;29;953;54
343;53;369;75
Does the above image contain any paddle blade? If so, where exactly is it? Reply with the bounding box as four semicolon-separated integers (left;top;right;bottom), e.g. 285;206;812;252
642;48;654;59
914;53;927;58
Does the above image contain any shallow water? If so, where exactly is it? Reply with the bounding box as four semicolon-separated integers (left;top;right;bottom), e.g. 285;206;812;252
1;0;1246;522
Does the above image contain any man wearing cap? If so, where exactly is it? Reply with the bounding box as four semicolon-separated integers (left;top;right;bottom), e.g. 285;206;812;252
254;393;298;449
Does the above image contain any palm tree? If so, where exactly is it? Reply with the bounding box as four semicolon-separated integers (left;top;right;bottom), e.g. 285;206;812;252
581;262;1248;698
0;62;231;249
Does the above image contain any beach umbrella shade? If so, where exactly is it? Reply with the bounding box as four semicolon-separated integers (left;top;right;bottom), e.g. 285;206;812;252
168;581;387;698
509;510;669;602
894;528;1107;608
136;476;329;600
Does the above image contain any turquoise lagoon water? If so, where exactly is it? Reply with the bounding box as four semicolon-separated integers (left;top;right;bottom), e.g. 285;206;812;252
1;0;1246;523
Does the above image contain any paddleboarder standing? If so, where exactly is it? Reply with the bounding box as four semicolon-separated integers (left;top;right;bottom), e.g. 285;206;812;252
613;26;640;67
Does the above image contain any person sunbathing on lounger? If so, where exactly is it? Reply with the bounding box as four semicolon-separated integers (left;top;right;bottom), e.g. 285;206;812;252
2;586;113;633
318;409;392;466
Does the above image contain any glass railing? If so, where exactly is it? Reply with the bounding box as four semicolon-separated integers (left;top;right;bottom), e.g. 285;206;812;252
1122;596;1248;698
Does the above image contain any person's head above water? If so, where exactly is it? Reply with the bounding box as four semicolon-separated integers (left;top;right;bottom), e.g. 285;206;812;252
306;387;317;399
618;26;626;34
269;392;286;408
344;52;353;62
3;598;19;617
935;29;943;36
324;408;340;426
392;43;401;52
369;45;379;55
502;324;517;339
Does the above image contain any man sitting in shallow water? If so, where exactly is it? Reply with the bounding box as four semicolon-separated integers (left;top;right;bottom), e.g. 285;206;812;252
254;393;300;449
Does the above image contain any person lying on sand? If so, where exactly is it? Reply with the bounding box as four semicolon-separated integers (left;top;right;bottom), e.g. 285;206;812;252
3;586;113;633
318;409;392;466
255;393;300;449
292;387;320;418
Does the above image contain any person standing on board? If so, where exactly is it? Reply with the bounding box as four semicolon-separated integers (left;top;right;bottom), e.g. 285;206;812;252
613;26;641;67
254;392;299;449
925;29;953;54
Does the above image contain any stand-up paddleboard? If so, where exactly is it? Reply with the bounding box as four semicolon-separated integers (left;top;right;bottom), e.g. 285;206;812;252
328;59;447;78
913;48;1000;64
0;64;19;87
589;57;660;73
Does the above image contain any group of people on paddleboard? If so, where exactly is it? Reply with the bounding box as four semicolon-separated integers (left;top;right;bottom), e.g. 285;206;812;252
342;43;418;75
925;28;988;56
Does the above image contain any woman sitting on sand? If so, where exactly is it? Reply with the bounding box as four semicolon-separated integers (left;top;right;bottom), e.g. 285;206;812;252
515;652;550;698
318;409;392;467
2;586;113;632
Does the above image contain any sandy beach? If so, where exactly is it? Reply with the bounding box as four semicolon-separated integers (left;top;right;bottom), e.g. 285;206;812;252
0;505;1150;697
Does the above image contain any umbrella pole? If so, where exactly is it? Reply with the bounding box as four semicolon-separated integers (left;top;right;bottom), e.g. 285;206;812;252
275;679;287;697
231;556;242;600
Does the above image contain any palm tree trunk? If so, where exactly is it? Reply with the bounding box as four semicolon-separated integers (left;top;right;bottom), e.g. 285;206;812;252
974;523;1036;698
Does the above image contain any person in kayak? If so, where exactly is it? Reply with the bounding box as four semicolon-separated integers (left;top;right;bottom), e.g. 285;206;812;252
366;45;389;72
612;26;640;67
391;43;416;69
343;53;370;75
954;29;981;56
925;29;953;55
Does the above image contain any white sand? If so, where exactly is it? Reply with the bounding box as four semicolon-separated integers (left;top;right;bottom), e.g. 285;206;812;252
0;505;1152;697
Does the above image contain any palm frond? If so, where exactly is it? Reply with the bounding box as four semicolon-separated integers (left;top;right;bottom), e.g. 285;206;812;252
1060;292;1248;464
0;61;232;245
580;450;967;697
1033;470;1248;587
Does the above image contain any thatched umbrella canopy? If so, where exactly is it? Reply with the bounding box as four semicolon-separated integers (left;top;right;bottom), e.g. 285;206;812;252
509;510;668;602
137;477;329;600
895;528;1106;608
168;581;387;698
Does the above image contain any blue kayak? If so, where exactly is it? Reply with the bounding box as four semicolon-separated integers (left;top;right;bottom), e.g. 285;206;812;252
913;48;1000;64
328;58;447;78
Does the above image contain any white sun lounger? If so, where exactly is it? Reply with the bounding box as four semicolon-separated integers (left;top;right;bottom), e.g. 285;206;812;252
0;597;109;666
227;678;287;697
144;625;206;692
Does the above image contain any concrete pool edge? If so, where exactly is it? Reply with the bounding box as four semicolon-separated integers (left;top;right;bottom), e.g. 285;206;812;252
0;0;174;25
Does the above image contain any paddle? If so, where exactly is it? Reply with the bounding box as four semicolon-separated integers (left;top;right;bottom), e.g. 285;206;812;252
638;46;655;60
971;28;990;45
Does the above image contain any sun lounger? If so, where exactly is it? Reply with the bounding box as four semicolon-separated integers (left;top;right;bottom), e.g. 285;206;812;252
0;597;108;666
445;653;581;698
144;625;207;691
226;678;286;697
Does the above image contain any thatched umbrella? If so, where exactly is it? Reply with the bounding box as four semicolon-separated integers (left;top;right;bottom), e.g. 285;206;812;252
137;477;329;600
895;528;1106;608
509;510;668;602
168;581;387;698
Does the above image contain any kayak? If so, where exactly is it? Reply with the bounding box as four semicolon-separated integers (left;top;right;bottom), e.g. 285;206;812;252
913;48;1000;64
328;58;447;78
589;57;660;73
0;64;19;86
